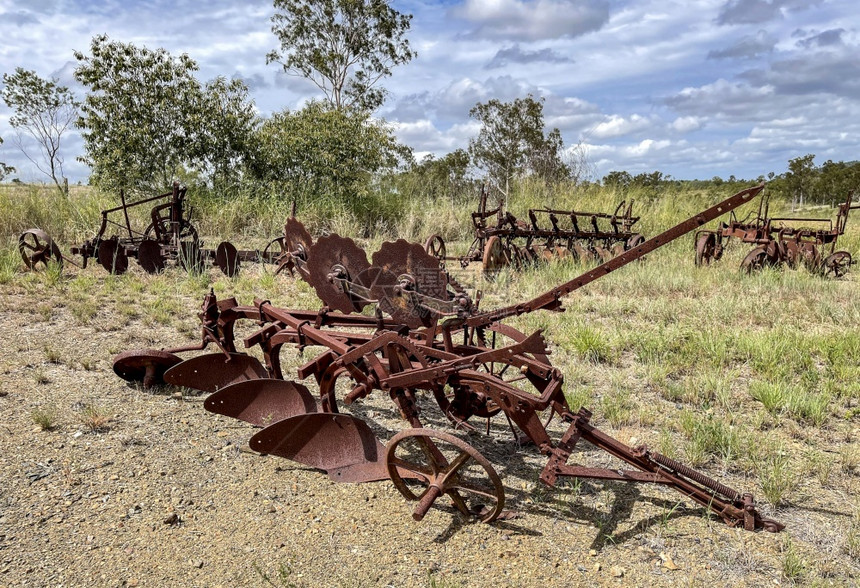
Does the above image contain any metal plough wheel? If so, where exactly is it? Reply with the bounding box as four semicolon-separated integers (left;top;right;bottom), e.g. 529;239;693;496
18;229;63;270
740;245;770;274
143;218;198;246
823;251;852;278
695;233;717;266
424;234;446;260
385;428;505;523
482;236;508;273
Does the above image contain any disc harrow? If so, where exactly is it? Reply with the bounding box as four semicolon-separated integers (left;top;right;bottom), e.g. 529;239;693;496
424;186;646;273
19;182;293;277
113;184;784;534
694;189;859;276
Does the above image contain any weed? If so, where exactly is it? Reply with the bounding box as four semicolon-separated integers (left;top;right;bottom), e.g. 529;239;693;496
567;324;613;363
601;388;634;427
784;389;831;426
69;299;98;323
42;345;62;364
841;444;860;474
749;380;789;413
33;368;50;385
657;428;678;460
31;405;57;430
781;536;807;583
254;560;302;588
79;404;111;432
846;503;860;560
564;385;592;412
804;450;833;487
758;450;794;507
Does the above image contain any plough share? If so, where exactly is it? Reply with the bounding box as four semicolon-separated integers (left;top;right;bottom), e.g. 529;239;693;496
113;184;783;532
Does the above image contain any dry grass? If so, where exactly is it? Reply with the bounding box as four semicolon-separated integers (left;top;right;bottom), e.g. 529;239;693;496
2;182;859;583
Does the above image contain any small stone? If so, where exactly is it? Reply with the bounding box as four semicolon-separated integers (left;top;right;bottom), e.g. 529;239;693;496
610;566;624;578
589;549;597;557
592;563;601;572
659;552;679;570
127;579;139;587
163;513;180;525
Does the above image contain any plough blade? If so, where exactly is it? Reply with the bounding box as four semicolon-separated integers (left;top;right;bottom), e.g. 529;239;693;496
204;379;318;427
163;352;268;392
112;349;183;389
249;413;389;483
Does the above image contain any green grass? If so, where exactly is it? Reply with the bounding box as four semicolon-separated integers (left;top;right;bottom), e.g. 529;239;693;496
3;181;860;581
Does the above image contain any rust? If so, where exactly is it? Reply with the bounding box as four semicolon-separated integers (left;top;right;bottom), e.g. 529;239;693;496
695;190;858;276
20;182;291;277
425;185;646;273
113;183;784;534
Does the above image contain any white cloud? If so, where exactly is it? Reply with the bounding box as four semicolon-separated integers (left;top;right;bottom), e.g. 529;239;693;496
671;116;703;133
451;0;610;41
591;114;655;139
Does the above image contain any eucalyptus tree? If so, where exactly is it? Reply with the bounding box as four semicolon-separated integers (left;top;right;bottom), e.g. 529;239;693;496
468;95;570;197
267;0;415;111
251;100;407;206
0;136;15;181
1;68;78;192
74;34;256;194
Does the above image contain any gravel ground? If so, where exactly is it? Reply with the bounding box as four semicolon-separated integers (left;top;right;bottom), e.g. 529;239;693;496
0;266;855;588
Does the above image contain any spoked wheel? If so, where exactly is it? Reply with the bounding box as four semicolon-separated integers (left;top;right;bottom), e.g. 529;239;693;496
18;229;63;270
695;233;717;266
823;251;852;278
437;324;552;429
482;236;508;274
424;234;446;261
262;236;290;274
386;428;505;523
143;219;199;246
740;245;770;274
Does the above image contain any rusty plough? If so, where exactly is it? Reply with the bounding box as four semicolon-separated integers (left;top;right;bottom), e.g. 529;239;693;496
113;183;783;533
694;190;858;276
424;186;645;273
18;182;292;277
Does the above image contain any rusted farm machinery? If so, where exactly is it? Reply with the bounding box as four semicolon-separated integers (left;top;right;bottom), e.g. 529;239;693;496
113;184;783;533
18;183;291;277
424;186;645;273
694;190;859;276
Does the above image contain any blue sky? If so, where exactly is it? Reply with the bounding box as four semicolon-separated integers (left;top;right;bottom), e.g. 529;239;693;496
0;0;857;183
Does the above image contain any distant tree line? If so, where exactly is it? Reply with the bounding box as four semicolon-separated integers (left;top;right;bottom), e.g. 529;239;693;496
601;154;860;206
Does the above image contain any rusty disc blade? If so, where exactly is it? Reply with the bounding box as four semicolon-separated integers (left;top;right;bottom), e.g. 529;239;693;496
163;352;268;393
305;234;371;313
215;241;240;277
204;379;318;427
98;239;128;274
113;349;182;388
249;413;388;483
369;239;448;327
137;239;165;274
284;217;313;259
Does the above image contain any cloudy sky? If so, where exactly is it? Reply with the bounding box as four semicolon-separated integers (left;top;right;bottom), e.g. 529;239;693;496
0;0;857;183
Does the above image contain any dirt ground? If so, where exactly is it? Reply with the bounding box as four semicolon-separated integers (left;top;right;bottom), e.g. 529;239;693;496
0;263;856;588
